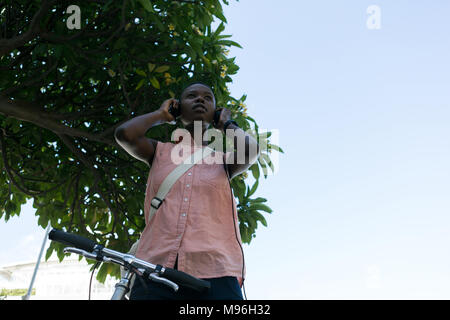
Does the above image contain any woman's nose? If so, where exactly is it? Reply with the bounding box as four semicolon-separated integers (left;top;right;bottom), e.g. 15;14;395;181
194;96;205;103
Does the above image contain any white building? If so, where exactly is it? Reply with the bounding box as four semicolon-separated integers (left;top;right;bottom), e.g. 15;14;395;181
0;255;118;300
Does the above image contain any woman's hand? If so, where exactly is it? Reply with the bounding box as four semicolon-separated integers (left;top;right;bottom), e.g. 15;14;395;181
214;107;232;131
158;98;179;122
115;99;179;167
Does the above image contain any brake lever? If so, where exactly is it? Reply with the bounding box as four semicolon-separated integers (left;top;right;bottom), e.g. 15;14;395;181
64;247;179;292
63;247;100;261
149;273;179;292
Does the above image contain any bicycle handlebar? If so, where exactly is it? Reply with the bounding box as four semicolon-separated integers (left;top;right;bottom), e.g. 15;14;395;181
49;228;99;252
48;228;210;293
162;267;211;292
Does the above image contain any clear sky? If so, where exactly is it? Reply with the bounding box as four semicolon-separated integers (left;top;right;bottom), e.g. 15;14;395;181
1;0;450;299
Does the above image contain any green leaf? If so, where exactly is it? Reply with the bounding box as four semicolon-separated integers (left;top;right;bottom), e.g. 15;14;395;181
268;143;284;153
213;22;225;37
155;65;170;73
250;197;267;203
247;216;257;231
45;242;56;261
56;243;65;261
217;34;232;39
213;10;227;23
253;211;267;227
4;201;19;221
149;76;160;89
232;178;246;194
239;223;249;243
248;180;258;197
260;153;275;173
250;163;260;180
148;63;156;72
38;213;49;228
189;38;203;57
137;0;154;12
217;39;243;49
251;203;273;213
136;69;147;77
153;17;165;32
185;44;197;59
135;78;145;90
96;263;108;283
258;157;268;178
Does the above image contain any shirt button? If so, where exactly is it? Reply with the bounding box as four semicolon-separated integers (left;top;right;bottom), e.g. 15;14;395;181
181;213;186;217
184;198;188;202
186;184;190;188
187;172;192;176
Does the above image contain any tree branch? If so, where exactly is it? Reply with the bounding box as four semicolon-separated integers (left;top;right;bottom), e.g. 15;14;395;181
0;0;58;55
0;130;40;196
55;132;120;234
0;96;117;146
2;60;58;96
118;62;134;112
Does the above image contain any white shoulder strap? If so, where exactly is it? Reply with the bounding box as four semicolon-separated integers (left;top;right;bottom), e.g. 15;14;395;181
148;146;214;222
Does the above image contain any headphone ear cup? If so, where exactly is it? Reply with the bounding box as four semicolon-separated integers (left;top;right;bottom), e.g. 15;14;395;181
213;109;222;127
169;99;181;118
177;99;183;118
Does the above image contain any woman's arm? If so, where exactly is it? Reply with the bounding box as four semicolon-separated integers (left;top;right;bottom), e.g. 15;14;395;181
114;98;178;167
215;108;260;179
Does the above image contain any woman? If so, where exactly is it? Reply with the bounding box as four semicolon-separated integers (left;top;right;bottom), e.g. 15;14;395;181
114;82;259;300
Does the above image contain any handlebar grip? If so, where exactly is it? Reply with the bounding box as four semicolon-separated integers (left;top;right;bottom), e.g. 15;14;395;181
162;268;211;293
48;228;99;252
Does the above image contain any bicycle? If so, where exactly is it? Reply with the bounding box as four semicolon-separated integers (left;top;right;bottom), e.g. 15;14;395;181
48;228;211;300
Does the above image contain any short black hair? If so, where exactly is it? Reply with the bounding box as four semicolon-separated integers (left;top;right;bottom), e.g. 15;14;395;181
179;81;214;100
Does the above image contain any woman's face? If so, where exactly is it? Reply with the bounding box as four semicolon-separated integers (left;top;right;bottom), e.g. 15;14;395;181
179;84;216;126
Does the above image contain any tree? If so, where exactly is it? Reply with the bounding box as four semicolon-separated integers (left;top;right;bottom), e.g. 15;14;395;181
0;0;283;281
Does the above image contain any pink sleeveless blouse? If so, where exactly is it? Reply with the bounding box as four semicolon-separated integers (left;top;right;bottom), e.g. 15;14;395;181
135;135;245;286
